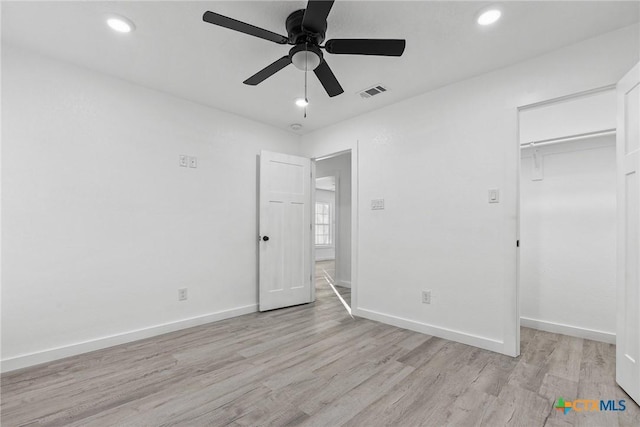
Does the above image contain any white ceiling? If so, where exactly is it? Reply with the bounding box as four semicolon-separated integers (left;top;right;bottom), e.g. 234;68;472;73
2;1;639;134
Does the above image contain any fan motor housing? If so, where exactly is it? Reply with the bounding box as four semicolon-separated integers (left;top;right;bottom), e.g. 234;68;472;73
286;9;326;45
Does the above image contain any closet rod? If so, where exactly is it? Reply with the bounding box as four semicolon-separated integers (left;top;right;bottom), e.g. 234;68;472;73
521;128;616;148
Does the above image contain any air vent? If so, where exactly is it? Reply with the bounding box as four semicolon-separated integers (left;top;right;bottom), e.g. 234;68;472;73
358;84;388;99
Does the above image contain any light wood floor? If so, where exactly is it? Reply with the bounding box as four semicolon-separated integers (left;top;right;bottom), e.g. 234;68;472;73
2;280;638;426
316;260;351;307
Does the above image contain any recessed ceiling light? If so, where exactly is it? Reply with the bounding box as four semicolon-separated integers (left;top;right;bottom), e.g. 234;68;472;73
477;9;501;26
290;123;303;131
107;16;135;33
295;98;309;107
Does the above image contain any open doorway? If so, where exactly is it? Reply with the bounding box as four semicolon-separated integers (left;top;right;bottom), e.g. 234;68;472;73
517;87;618;344
314;152;352;313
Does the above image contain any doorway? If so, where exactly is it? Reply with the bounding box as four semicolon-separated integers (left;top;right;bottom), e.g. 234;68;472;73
517;66;640;406
314;152;352;313
517;87;618;343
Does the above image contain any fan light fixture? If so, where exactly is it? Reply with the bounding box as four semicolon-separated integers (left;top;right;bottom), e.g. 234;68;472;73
107;16;135;33
295;98;309;107
291;50;321;71
477;9;501;26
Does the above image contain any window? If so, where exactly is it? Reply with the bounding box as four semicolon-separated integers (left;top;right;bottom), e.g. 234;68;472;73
315;202;332;246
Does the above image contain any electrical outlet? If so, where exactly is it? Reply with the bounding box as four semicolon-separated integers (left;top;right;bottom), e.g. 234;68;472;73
178;288;188;301
189;156;197;168
422;290;431;304
179;155;188;167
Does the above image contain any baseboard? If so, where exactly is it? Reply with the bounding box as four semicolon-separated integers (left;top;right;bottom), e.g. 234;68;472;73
354;308;505;355
1;304;258;373
315;256;335;262
336;280;351;289
520;316;615;344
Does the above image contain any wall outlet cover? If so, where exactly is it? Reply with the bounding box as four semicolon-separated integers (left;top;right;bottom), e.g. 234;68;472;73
422;290;431;304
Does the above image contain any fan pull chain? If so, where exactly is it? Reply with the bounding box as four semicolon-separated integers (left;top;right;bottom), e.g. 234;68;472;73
304;43;308;119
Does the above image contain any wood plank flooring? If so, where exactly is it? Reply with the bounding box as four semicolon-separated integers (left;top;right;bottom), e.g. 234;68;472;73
2;278;638;426
315;260;335;282
316;260;351;307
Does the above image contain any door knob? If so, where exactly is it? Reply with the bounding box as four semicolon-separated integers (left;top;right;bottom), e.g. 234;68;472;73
262;236;270;241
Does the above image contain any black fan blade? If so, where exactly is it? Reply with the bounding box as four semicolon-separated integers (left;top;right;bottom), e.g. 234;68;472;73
314;60;343;97
325;39;406;56
203;11;288;44
302;0;334;34
243;56;292;85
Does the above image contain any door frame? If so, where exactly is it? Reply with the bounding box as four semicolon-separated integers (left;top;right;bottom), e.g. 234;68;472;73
311;148;358;312
310;160;316;303
515;84;617;355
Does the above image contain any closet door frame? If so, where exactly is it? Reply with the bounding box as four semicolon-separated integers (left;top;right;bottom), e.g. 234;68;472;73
516;84;617;354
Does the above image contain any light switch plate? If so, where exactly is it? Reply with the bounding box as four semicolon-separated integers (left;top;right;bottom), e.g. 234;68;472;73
179;155;188;167
488;189;499;203
371;199;385;210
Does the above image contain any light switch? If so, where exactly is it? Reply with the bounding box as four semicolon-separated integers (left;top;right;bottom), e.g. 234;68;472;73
371;199;385;210
189;156;197;168
179;155;188;167
488;189;499;203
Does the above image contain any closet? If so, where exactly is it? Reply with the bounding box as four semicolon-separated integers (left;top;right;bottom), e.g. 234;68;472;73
519;89;617;343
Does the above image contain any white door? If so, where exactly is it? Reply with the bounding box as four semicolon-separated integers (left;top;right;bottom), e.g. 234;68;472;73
616;62;640;405
259;150;312;311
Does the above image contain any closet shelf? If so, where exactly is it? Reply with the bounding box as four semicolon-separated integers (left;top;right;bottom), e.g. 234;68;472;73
521;128;616;148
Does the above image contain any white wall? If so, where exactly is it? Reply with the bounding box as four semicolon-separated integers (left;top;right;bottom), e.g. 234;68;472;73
1;46;301;371
520;136;617;343
519;89;617;144
316;153;352;287
301;24;639;355
315;189;335;261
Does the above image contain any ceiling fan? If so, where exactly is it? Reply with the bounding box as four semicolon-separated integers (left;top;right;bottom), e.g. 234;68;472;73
202;0;406;98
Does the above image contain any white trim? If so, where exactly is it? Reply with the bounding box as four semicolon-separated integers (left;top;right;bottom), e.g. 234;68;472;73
1;304;258;373
314;149;352;162
521;316;615;344
518;84;616;111
514;106;522;357
352;143;359;313
354;308;505;354
315;256;336;262
310;160;316;303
